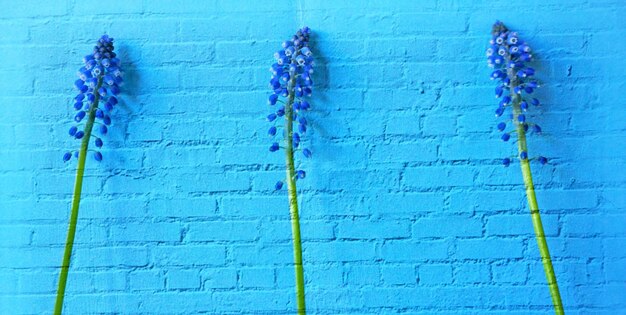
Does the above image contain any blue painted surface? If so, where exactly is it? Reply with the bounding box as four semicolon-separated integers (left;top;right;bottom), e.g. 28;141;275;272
0;0;625;314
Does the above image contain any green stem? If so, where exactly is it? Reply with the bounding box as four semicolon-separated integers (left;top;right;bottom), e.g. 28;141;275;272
54;78;102;315
284;72;306;315
508;72;564;315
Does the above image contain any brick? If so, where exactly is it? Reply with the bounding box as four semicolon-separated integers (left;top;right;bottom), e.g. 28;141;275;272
74;247;149;268
419;264;453;285
110;222;182;242
486;214;559;237
381;265;416;286
413;216;483;238
345;265;380;286
186;221;258;242
380;240;451;262
166;270;200;290
129;270;165;291
202;268;237;289
337;219;410;240
305;242;377;262
240;268;274;288
151;245;226;266
456;239;524;259
455;263;491;284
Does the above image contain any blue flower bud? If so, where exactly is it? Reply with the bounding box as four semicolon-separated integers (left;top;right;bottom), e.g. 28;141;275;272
520;101;528;111
73;102;83;110
538;156;548;165
491;70;504;79
74;79;85;89
501;133;511;142
99;125;108;135
75;131;85;139
524;86;534;94
300;101;310;110
296;170;306;179
95;109;104;119
276;106;285;117
532;124;542;134
518;114;526;123
92;66;103;77
268;126;277;137
95;138;103;148
298;116;307;126
63;152;72;162
102;74;115;85
108;96;118;105
298;124;307;134
69;126;78;136
110;85;120;95
495;106;505;117
531;98;540;106
75;94;85;102
74;111;86;122
520;151;528;160
284;46;295;56
302;148;312;158
83;54;94;64
94;151;103;161
301;47;312;57
296;55;307;66
103;115;111;125
499;96;511;107
502;157;511;167
269;142;280;152
275;181;284;190
267;113;277;122
303;87;312;97
497;122;506;132
270;79;281;90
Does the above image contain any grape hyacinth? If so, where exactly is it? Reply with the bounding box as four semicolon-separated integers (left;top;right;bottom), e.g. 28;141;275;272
63;34;122;163
265;26;314;315
487;21;547;167
267;27;314;189
486;21;564;315
55;34;122;315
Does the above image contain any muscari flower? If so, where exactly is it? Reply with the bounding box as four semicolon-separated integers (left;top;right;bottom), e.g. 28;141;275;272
266;27;314;190
487;21;547;166
63;35;122;163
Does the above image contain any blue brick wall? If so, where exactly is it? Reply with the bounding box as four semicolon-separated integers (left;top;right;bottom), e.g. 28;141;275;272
0;0;625;314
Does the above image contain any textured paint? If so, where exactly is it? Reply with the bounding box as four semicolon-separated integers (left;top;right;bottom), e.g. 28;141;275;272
0;0;625;314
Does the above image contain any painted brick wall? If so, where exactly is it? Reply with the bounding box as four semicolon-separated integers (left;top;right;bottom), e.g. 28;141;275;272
1;0;625;314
